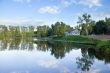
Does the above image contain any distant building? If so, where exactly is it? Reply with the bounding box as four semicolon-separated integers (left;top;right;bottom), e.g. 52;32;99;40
65;29;80;36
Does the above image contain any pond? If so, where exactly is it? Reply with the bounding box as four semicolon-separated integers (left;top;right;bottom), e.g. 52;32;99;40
0;38;110;73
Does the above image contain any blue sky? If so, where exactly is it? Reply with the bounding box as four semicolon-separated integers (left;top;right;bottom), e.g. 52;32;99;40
0;0;110;27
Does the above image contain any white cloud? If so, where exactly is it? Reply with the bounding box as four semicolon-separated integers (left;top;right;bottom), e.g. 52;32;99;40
13;0;31;3
60;67;71;73
73;12;110;22
38;6;60;14
61;0;102;8
37;59;58;68
0;19;44;26
79;0;102;8
92;12;110;21
11;71;29;73
61;0;72;7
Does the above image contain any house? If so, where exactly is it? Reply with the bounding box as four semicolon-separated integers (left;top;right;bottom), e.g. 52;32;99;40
65;29;80;36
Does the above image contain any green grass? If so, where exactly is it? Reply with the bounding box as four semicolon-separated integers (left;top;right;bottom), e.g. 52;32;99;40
52;35;100;44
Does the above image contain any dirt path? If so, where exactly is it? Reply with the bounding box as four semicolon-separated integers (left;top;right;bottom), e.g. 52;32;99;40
86;35;110;41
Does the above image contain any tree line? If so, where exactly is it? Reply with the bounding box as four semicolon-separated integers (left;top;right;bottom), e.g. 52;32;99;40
1;13;110;39
0;22;74;39
0;25;34;39
35;13;110;37
76;13;110;35
34;22;73;37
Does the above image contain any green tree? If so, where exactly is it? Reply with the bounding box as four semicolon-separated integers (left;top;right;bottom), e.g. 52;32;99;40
51;22;73;37
0;25;9;39
21;26;28;37
28;26;34;37
8;26;21;38
105;18;110;34
93;20;107;34
77;13;93;35
36;25;49;37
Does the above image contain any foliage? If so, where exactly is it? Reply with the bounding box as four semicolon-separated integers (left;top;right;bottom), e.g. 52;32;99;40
77;13;110;35
105;18;110;34
35;22;73;37
1;13;110;40
77;13;94;35
93;20;107;34
51;22;73;37
35;25;50;37
0;25;34;40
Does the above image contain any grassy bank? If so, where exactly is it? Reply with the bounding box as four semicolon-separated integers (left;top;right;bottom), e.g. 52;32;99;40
52;36;99;44
52;35;110;49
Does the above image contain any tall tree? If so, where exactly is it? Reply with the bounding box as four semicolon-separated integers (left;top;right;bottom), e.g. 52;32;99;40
36;25;49;37
77;13;93;35
105;18;110;34
93;20;107;34
52;22;73;37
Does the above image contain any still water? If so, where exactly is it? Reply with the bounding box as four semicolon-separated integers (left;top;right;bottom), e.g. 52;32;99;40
0;38;110;73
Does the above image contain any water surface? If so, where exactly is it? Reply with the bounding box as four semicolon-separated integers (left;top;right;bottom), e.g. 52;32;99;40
0;39;110;73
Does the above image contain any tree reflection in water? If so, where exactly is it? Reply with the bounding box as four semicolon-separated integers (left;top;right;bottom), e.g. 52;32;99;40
0;37;34;51
76;48;110;72
35;41;74;59
76;48;94;71
0;39;110;72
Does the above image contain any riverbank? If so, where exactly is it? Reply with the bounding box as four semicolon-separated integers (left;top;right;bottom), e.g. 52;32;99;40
52;36;99;44
51;35;110;49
